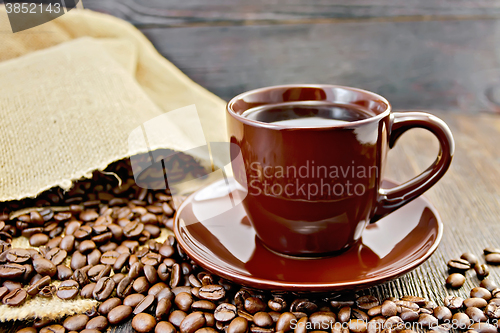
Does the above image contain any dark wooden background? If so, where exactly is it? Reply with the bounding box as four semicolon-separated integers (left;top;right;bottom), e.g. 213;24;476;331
83;0;500;113
4;1;500;332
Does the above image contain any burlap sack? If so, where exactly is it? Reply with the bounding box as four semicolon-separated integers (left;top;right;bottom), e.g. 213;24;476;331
0;5;227;202
0;5;227;322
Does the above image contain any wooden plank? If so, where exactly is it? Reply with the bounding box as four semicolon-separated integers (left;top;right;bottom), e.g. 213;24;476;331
84;0;500;27
135;19;500;112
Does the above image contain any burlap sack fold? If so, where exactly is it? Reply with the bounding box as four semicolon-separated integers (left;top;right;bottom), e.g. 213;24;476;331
0;5;227;322
0;5;228;203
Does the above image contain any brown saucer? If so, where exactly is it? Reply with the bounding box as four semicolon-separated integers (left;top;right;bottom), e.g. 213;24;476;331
174;178;443;292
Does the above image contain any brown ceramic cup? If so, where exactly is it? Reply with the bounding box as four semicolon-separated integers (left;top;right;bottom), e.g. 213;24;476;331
227;84;454;256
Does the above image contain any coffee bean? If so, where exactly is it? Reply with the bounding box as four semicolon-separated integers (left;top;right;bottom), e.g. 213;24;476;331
170;263;181;288
6;249;31;263
309;311;336;330
213;303;237;322
400;310;419;322
460;253;479;266
124;293;146;307
268;296;287;312
93;276;115;301
63;314;90;331
87;249;101;267
351;308;370;321
101;251;120;265
33;257;56;277
485;254;500;265
158;263;170;282
112;273;126;284
57;279;80;300
157;288;175;302
79;240;96;254
0;286;9;299
199;285;225;301
70;251;87;270
180;312;206;333
485;302;500;319
385;315;404;329
117;276;134;298
446;273;465;289
2;288;27;306
451;312;470;329
124;221;145;238
448;258;471;272
113;252;129;272
464;298;488;308
27;275;51;295
98;297;122;315
418;313;438;328
39;325;65;333
0;263;26;279
160;244;175;258
401;296;427;306
3;281;22;291
30;233;49;247
173;286;192;295
470;322;498;333
156;298;172;320
471;287;492;301
348;319;367;333
484;247;500;255
15;328;37;333
276;312;296;332
131;313;157;333
251;312;272;328
142;252;162;266
33;317;53;329
381;301;397;316
475;264;490;280
466;306;488;323
46;236;62;248
60;235;75;252
395;300;419;312
444;295;464;310
192;300;216;312
245;297;267;314
156;321;177;333
143;264;158;284
480;278;498;292
108;304;133;324
228;317;248;333
290;298;318;313
45;247;67;266
175;292;194;312
134;294;156;314
88;264;106;282
128;261;143;279
133;276;150;294
170;310;188;328
80;283;96;298
148;282;167;297
85;316;108;331
356;295;379;310
337;306;351;323
434;306;452;321
367;305;381;317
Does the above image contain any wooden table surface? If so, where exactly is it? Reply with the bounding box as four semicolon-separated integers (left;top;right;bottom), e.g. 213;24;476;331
6;1;500;331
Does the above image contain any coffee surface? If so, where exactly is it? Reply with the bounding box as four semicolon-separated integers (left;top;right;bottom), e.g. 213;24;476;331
242;102;375;127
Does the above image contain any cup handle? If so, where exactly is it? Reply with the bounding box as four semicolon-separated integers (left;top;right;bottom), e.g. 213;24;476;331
371;112;455;223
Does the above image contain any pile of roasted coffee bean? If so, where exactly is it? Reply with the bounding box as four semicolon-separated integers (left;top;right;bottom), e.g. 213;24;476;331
446;250;500;290
2;158;500;333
